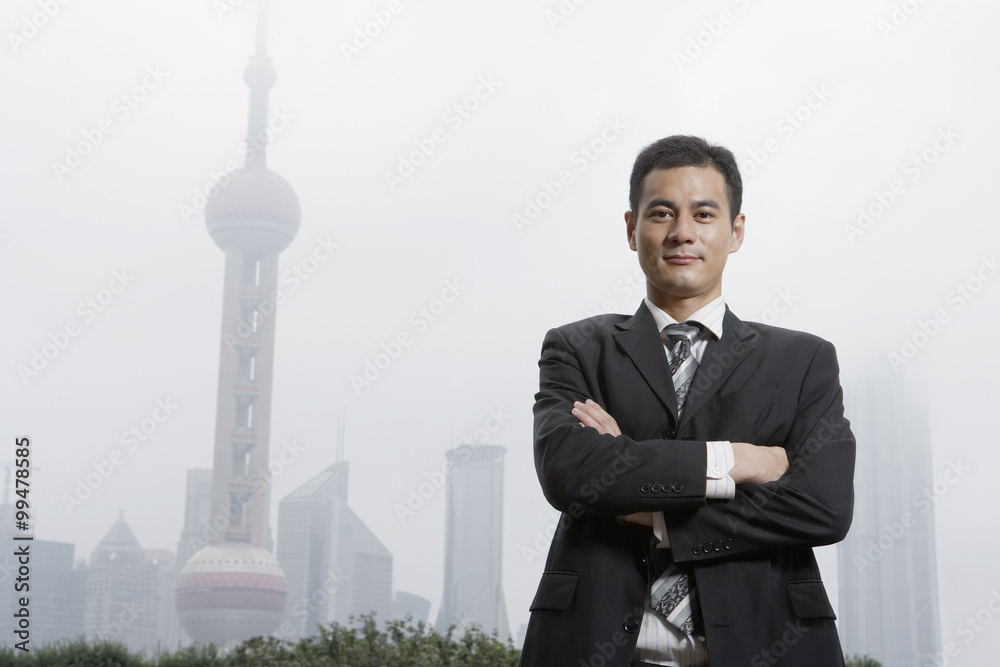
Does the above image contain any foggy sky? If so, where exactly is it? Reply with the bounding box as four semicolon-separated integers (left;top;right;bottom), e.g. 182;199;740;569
4;0;999;660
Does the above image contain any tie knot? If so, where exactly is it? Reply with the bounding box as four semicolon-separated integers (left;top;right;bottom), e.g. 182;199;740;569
661;322;702;348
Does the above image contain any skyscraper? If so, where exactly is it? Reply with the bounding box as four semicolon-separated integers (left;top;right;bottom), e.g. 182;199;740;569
84;515;160;653
838;368;941;664
174;0;298;645
276;461;393;639
436;444;509;640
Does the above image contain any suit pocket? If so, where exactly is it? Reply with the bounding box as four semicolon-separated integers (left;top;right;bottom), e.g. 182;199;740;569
786;580;836;620
529;571;579;612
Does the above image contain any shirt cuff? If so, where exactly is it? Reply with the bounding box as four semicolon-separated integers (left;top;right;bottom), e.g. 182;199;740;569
706;440;735;500
652;511;670;549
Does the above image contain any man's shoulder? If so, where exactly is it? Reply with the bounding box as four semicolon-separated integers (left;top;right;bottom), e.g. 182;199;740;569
543;312;634;347
737;317;834;357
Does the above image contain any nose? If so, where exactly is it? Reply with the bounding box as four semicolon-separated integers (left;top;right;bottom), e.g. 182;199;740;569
666;212;697;244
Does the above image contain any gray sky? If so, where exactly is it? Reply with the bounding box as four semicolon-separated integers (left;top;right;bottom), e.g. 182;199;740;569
4;0;999;659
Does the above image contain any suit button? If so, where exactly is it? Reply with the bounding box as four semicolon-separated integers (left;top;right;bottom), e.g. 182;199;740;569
640;483;651;493
661;483;671;493
661;428;674;439
672;484;684;493
724;538;733;550
650;483;661;493
714;540;724;552
624;616;641;633
692;544;702;555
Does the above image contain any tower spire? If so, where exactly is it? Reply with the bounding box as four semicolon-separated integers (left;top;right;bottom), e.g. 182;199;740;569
244;0;274;171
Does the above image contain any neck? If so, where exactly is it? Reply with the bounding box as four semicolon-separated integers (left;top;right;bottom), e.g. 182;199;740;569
647;291;720;323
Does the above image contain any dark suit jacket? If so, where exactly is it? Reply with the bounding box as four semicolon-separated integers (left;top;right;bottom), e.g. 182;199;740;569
520;304;855;667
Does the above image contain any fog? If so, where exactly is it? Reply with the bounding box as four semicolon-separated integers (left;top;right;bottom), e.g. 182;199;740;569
3;0;999;660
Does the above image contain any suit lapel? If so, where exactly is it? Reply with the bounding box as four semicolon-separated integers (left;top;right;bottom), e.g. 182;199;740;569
613;303;679;422
679;307;758;430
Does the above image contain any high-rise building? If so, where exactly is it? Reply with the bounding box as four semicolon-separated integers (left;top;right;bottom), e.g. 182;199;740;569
436;444;509;640
276;462;393;639
84;515;161;653
174;0;298;646
176;468;213;569
838;370;941;664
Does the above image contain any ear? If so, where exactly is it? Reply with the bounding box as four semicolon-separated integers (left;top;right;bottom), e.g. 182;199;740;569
728;212;746;254
625;210;637;251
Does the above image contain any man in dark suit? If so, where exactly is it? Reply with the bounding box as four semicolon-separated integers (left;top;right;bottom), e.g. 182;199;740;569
520;135;855;667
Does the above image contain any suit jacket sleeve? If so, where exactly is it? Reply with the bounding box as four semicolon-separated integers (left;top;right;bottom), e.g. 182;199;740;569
667;338;856;563
533;324;710;517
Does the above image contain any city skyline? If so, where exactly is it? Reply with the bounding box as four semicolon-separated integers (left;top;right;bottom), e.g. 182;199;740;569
6;1;998;658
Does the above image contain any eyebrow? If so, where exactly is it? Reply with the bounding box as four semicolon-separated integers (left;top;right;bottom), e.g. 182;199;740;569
644;197;721;212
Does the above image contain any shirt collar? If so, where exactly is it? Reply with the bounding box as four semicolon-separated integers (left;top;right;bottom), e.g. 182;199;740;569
643;294;726;341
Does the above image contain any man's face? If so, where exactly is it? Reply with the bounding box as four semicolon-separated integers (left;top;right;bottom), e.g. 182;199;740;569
625;166;745;311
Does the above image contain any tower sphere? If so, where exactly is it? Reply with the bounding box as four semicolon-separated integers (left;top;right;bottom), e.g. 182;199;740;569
175;542;287;645
205;168;301;253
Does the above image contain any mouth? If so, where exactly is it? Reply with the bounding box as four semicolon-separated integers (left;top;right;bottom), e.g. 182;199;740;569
664;254;699;265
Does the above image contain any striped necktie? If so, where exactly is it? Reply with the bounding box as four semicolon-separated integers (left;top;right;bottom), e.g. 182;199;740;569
650;322;703;635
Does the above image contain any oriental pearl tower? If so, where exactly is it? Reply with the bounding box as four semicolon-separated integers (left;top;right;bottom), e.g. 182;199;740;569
175;0;297;645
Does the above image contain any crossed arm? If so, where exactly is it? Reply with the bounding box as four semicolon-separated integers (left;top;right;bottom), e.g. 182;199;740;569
571;398;790;526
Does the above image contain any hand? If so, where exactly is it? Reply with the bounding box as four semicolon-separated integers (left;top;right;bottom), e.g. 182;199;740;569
730;442;789;484
572;399;622;436
622;512;656;527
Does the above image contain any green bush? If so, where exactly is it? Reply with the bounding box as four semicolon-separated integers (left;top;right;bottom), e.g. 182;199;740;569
0;616;519;667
